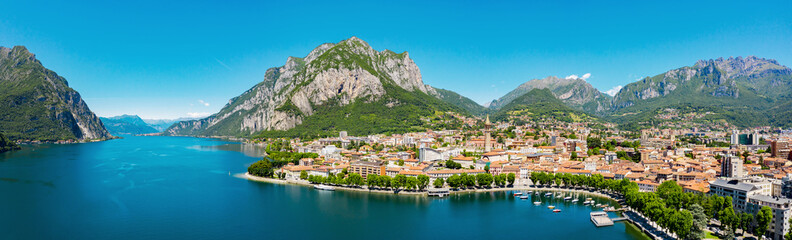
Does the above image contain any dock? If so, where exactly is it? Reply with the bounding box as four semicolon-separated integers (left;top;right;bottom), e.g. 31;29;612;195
428;188;450;197
591;211;627;227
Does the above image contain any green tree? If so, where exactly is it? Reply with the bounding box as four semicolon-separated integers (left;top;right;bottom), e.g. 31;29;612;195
756;206;773;237
347;173;363;187
406;176;419;190
393;174;407;190
367;175;378;188
689;204;707;239
447;175;462;188
785;217;792;240
484;165;490;173
433;178;445;188
507;173;516;186
417;175;430;190
299;170;308;180
476;173;493;188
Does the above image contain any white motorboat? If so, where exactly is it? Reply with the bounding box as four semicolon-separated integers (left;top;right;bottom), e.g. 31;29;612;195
314;184;335;191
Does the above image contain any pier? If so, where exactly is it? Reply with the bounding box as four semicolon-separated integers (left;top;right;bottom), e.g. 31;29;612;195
590;211;627;227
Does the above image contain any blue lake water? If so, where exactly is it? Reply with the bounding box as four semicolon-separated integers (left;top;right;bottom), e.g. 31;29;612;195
0;136;649;239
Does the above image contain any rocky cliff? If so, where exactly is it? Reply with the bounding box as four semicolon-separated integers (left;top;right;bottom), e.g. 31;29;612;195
166;37;458;137
0;46;111;141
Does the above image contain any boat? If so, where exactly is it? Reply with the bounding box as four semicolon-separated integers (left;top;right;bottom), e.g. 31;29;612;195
595;203;603;207
548;205;555;209
314;184;335;191
545;192;553;196
564;196;573;201
520;195;529;199
527;191;533;194
553;209;561;213
533;201;541;205
585;197;593;201
514;192;523;196
571;199;579;202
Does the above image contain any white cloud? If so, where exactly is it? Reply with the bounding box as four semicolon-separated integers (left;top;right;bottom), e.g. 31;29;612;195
198;100;210;107
581;73;591;80
565;74;579;80
186;112;212;118
603;85;623;96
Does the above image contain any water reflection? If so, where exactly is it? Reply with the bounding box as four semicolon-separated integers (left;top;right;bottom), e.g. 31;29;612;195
197;142;268;158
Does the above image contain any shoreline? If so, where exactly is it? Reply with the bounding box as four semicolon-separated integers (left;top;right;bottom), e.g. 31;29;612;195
238;172;619;200
238;172;654;239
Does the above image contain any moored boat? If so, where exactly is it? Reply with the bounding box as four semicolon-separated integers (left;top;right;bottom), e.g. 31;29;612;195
314;184;335;191
548;205;555;209
520;195;529;199
564;196;572;201
533;201;541;205
553;209;561;213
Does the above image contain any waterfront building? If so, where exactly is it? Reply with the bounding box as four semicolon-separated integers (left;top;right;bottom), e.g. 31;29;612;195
349;160;386;179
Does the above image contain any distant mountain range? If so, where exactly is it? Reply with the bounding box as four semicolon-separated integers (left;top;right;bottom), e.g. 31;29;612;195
487;76;612;114
161;37;792;138
99;115;200;135
4;39;791;141
0;46;111;141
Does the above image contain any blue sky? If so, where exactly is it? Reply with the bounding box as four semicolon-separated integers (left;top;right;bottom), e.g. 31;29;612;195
2;0;790;119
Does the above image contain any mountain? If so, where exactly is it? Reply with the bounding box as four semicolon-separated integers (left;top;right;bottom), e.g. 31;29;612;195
0;46;111;141
165;37;463;138
488;76;612;114
432;88;487;115
0;133;21;153
609;56;792;129
100;115;159;135
143;117;198;132
492;88;594;123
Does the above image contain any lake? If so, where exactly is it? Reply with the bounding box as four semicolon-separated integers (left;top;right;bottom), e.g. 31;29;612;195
0;136;649;239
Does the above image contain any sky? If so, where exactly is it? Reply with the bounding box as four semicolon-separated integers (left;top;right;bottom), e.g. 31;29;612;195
1;0;790;119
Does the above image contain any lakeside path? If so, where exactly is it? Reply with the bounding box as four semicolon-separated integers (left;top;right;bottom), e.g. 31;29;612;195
239;172;620;200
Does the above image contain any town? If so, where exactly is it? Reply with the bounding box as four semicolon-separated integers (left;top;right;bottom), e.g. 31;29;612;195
245;113;792;240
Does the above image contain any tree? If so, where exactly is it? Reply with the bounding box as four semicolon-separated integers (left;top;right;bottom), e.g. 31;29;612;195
398;159;405;166
367;175;378;188
347;173;363;187
689;204;707;239
445;159;462;169
719;207;737;231
507;173;516;186
785;217;792;240
406;176;419;190
299;170;308;180
417;175;430;190
656;180;683;200
570;152;578;160
393;174;407;190
484;165;490;173
447;175;462;188
476;173;493;188
756;206;773;237
433;178;445;188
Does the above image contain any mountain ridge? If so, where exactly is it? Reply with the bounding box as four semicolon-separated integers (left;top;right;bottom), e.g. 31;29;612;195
0;46;111;141
165;37;465;138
